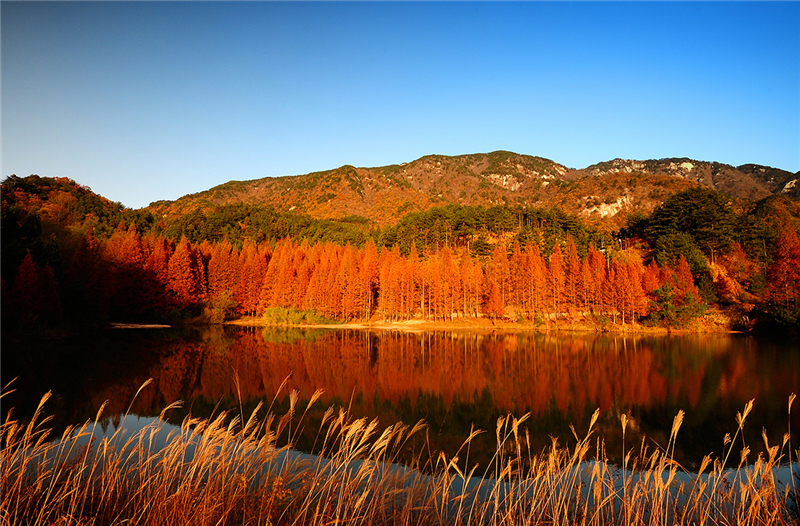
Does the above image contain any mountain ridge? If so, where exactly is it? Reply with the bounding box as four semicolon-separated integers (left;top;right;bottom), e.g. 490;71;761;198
146;152;799;226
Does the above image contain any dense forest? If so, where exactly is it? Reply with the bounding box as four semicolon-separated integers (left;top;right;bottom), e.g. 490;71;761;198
3;174;800;332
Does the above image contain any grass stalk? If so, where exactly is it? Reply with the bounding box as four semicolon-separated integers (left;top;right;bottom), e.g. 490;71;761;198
1;389;798;526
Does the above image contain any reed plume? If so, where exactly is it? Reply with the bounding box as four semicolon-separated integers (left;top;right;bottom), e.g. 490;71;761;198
1;384;798;526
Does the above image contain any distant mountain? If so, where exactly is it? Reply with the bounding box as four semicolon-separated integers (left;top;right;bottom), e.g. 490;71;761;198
581;158;800;200
146;152;798;225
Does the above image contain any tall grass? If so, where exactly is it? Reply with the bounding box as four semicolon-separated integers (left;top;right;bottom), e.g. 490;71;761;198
1;382;798;525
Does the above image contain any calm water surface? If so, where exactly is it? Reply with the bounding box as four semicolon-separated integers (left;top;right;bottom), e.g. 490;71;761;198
3;326;798;470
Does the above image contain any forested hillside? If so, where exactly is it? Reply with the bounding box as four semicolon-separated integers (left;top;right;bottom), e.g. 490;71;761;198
4;173;800;332
146;151;798;226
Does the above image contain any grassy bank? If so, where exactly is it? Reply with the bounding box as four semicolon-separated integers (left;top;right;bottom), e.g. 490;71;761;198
226;308;740;335
2;384;797;525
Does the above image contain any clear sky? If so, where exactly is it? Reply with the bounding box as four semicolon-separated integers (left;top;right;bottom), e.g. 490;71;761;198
3;2;798;210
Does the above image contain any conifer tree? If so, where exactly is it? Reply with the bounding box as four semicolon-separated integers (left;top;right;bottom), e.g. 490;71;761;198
490;243;510;306
603;263;618;324
270;239;298;309
322;244;343;317
564;235;581;314
610;260;625;324
208;239;235;298
168;236;205;308
459;248;477;317
144;234;172;287
292;244;313;310
304;243;330;315
588;246;607;314
766;226;800;308
642;260;662;296
674;255;700;301
440;245;459;320
236;241;263;315
360;240;380;320
509;241;525;312
627;261;649;323
142;233;173;310
402;245;420;319
39;262;62;324
720;242;757;289
527;242;547;319
337;244;361;320
548;244;565;319
580;258;592;314
9;252;45;328
66;227;107;317
257;238;289;313
484;277;503;320
104;224;152;316
379;246;403;320
426;258;442;320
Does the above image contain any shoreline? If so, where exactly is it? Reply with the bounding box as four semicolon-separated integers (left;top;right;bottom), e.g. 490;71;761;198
225;313;746;335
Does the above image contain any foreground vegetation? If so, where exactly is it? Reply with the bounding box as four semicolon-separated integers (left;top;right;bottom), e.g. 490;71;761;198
2;382;798;525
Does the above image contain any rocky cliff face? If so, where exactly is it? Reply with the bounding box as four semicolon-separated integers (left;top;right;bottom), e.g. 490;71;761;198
582;158;799;200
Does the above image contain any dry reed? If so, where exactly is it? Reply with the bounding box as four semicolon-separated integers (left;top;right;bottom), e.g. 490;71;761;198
1;382;798;526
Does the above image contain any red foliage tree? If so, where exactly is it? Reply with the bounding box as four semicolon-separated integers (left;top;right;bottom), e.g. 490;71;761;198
579;258;592;314
766;226;800;307
720;242;757;290
587;246;607;314
258;238;291;313
440;245;459;320
509;241;525;311
168;236;205;308
360;241;380;319
104;224;154;315
208;239;236;299
627;261;650;322
7;252;63;329
9;253;42;328
484;277;504;320
564;235;581;315
641;260;662;296
490;244;510;307
337;244;362;320
304;243;329;315
66;227;109;316
527;242;547;319
459;248;480;318
237;241;268;316
548;244;565;319
674;256;700;302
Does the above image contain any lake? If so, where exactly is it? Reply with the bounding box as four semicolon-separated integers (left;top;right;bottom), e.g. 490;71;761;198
2;326;798;471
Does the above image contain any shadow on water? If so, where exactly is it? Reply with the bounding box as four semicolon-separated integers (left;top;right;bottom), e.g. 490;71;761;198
3;325;799;471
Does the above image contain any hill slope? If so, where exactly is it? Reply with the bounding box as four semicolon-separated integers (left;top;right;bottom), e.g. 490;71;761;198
582;158;800;201
145;152;797;225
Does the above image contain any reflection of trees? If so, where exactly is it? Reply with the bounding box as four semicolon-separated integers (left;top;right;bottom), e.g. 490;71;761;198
139;329;779;424
89;339;204;419
126;328;800;466
9;327;797;467
60;328;797;457
66;328;794;444
157;341;202;407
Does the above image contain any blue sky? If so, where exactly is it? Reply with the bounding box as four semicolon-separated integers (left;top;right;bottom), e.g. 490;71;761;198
3;2;798;209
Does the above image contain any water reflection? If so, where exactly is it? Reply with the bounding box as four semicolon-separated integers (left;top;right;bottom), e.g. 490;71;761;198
3;327;798;470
